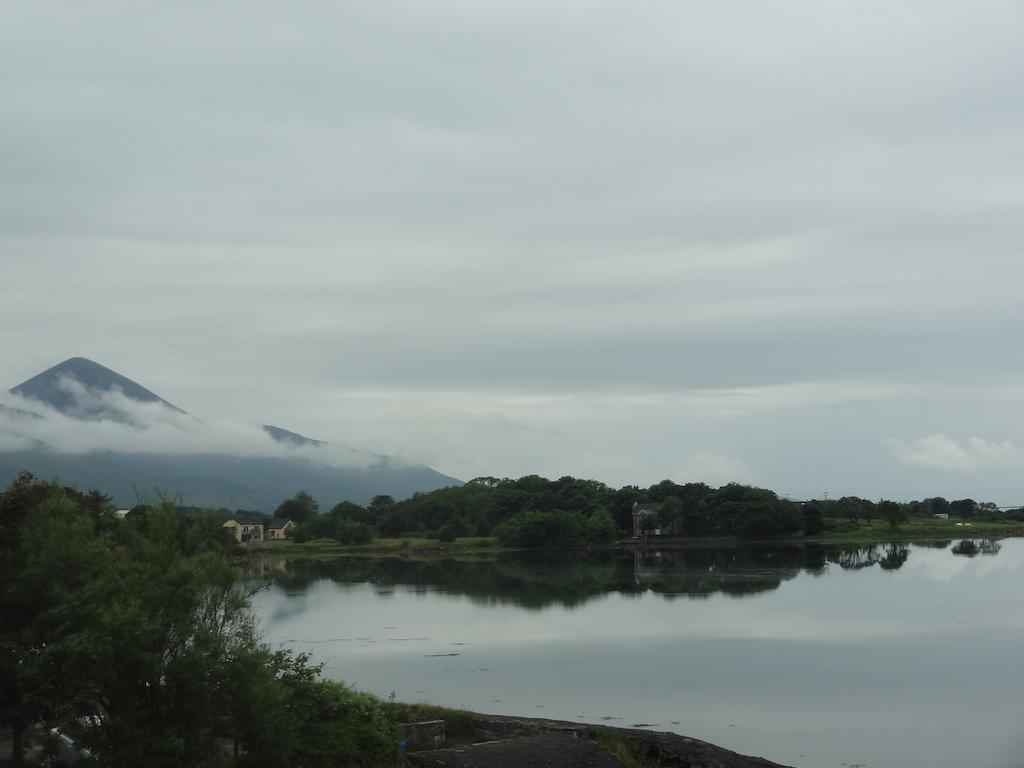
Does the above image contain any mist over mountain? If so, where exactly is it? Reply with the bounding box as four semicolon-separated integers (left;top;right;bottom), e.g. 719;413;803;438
1;357;459;510
12;357;186;418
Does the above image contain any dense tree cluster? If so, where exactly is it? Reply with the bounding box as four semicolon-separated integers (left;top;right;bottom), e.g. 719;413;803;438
266;477;1018;546
0;473;394;767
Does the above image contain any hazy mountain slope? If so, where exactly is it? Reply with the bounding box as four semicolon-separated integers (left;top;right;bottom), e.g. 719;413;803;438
12;357;186;417
262;424;326;447
2;357;460;510
0;450;456;510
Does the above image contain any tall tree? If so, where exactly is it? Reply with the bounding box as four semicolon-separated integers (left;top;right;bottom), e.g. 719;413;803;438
275;490;320;523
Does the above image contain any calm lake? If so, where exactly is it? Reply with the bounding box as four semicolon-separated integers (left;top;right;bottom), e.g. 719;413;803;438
250;539;1024;768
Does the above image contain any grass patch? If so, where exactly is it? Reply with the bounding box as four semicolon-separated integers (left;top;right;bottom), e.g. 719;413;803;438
597;732;658;767
811;517;1022;544
381;701;479;744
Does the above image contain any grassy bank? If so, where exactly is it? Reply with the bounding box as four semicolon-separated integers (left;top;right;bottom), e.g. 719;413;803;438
256;518;1022;559
381;702;480;744
808;517;1023;544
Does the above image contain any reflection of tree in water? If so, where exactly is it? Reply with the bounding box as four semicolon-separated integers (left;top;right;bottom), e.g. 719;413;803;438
252;539;951;609
879;544;910;571
252;538;1009;608
630;545;810;599
830;544;882;571
826;543;912;571
914;540;953;549
951;539;1002;558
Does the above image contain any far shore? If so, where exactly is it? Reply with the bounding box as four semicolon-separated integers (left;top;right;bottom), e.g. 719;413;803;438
243;517;1023;559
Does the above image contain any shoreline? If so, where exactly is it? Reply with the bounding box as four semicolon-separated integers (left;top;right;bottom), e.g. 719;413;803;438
245;523;1024;559
390;710;794;768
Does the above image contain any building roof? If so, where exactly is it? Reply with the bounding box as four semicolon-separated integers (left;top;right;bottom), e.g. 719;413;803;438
268;518;294;530
224;515;266;527
633;502;661;514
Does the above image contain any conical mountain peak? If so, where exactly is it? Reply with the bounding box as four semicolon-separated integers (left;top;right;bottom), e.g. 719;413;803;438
10;357;185;417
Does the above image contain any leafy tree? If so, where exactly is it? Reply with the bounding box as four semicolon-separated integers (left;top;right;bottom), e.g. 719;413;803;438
329;500;372;526
494;509;609;548
879;500;907;530
275;490;320;523
584;509;618;543
835;496;875;525
657;496;684;533
950;498;977;519
802;501;825;535
268;653;394;767
0;473;115;765
1;474;395;767
368;495;396;516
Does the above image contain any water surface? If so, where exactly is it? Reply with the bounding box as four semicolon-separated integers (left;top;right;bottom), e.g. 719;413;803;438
251;539;1024;768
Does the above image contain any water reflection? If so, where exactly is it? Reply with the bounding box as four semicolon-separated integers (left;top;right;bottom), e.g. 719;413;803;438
246;538;1005;609
951;539;1002;557
250;538;1024;768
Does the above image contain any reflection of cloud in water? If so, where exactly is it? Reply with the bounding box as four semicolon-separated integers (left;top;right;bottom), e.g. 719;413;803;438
904;539;1024;583
250;539;1024;768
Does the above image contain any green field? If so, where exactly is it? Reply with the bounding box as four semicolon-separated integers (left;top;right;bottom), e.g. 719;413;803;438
810;516;1023;543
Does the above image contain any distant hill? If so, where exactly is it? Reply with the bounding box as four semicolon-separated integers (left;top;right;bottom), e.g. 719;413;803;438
2;357;460;510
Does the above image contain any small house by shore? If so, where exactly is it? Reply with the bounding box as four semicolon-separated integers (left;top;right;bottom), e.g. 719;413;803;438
267;518;296;540
223;517;265;544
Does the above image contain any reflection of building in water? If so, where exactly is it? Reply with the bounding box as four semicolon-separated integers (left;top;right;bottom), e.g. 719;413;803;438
632;501;684;537
633;547;674;585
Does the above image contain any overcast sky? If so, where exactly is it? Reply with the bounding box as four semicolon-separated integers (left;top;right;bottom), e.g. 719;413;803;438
3;1;1024;502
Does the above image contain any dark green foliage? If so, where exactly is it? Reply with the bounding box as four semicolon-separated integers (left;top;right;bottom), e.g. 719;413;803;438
437;523;459;542
802;501;825;535
879;499;907;529
700;484;801;538
0;474;394;767
275;490;320;523
492;506;618;548
0;472;115;766
237;476;1014;549
295;514;373;544
244;653;393;768
833;496;876;525
320;475;930;543
495;509;590;548
950;498;977;518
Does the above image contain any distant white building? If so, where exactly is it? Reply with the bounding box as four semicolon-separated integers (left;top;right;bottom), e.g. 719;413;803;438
933;513;949;520
223;518;264;543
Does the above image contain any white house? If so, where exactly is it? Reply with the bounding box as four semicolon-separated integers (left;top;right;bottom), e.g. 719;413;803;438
223;518;264;543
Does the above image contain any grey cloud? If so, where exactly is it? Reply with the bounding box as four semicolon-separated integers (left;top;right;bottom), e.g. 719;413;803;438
0;382;377;469
2;1;1024;502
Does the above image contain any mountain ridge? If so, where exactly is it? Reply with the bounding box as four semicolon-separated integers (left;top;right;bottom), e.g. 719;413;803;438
2;357;460;509
12;357;187;417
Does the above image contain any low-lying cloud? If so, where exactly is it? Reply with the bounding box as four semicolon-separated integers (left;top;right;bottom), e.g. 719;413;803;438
0;382;379;470
888;434;1024;473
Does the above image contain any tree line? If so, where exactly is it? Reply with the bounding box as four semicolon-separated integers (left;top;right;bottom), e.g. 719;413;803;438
255;476;1021;546
1;473;395;767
